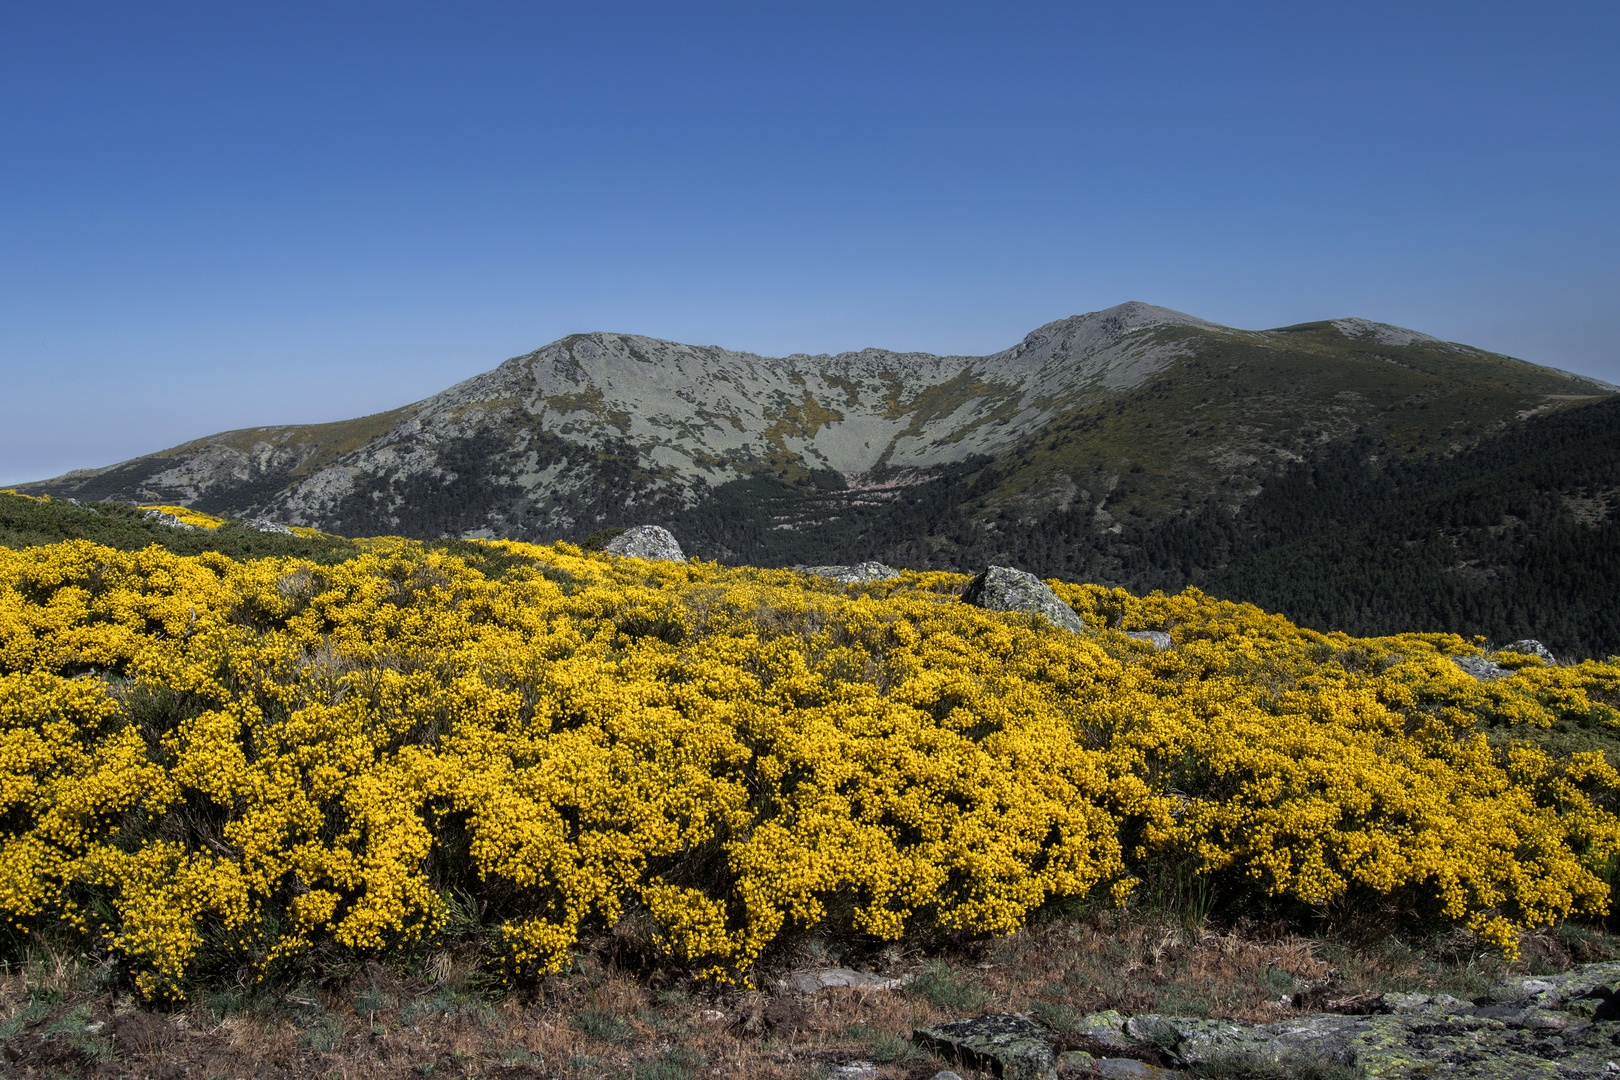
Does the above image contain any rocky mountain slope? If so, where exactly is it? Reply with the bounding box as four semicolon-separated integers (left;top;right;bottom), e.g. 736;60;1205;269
20;302;1614;554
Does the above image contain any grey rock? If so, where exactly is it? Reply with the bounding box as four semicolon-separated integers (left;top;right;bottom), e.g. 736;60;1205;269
1060;965;1620;1077
961;566;1087;635
1089;1060;1181;1079
1382;992;1466;1014
142;509;198;530
1125;630;1173;650
913;1014;1057;1080
930;1073;966;1080
245;519;295;535
1505;638;1558;664
1484;962;1620;1013
602;525;686;563
798;562;901;584
1071;1009;1133;1050
777;968;903;994
1452;654;1511;681
829;1063;878;1079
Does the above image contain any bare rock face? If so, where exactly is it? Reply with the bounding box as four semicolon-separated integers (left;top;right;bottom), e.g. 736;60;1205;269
798;562;901;584
602;525;686;562
960;566;1087;635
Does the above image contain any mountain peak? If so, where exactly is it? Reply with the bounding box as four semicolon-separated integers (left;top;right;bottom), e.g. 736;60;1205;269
1033;301;1220;340
1328;318;1444;347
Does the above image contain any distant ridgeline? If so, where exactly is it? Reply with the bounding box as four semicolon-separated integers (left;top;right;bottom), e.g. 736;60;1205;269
11;302;1619;657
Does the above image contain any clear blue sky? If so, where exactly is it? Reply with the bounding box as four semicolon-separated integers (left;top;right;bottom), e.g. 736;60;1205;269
3;1;1617;485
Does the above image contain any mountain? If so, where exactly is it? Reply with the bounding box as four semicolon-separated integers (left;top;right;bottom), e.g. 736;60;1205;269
21;302;1613;543
16;300;1620;654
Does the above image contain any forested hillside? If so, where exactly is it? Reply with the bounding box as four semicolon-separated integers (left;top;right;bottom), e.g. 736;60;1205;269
667;396;1620;658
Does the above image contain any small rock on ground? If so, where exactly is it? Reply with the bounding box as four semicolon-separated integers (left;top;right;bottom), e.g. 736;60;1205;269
602;525;686;562
1125;630;1173;650
960;566;1086;635
777;968;903;994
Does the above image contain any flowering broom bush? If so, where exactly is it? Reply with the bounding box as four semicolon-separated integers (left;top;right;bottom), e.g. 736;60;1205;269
2;537;1618;999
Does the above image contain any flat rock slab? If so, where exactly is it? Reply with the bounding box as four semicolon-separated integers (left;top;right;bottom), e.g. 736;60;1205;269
603;525;686;562
777;968;904;994
1125;631;1172;650
914;1014;1057;1080
961;566;1087;635
798;562;901;584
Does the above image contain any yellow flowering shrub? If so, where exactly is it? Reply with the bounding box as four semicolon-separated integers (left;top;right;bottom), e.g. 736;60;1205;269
1;537;1618;998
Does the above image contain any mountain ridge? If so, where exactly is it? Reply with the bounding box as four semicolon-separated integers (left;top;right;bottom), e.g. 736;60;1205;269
19;302;1615;549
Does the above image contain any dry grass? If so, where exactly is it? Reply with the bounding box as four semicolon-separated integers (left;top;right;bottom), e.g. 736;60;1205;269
2;913;1614;1079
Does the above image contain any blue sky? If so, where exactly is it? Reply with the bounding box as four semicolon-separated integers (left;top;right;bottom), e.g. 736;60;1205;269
3;1;1616;485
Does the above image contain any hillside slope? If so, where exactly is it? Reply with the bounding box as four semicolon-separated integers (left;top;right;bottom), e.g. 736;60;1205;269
20;302;1613;547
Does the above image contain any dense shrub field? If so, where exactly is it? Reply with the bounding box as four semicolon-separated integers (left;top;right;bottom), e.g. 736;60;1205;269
3;536;1619;1001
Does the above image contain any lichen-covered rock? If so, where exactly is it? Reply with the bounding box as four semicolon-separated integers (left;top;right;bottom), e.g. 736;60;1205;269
1452;654;1511;681
1484;962;1620;1014
1056;970;1620;1078
1504;638;1558;664
798;562;901;584
960;566;1086;635
602;525;686;562
913;1014;1057;1079
1125;630;1173;650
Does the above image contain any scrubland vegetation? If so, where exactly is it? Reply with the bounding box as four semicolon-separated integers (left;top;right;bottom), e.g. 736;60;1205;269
4;519;1620;1075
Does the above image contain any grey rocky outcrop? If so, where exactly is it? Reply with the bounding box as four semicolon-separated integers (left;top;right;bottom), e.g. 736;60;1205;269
909;962;1620;1078
960;566;1087;635
1505;639;1558;664
797;562;901;584
1125;630;1173;650
245;519;295;535
141;509;197;530
1452;654;1511;681
913;1015;1056;1080
602;525;686;562
1452;639;1558;682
